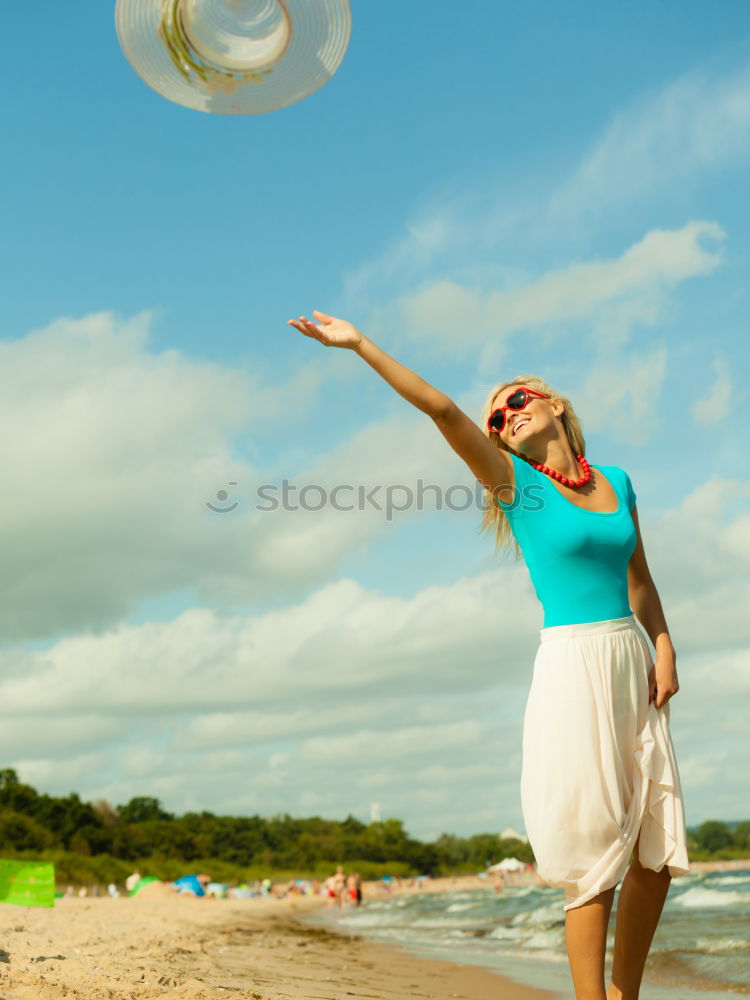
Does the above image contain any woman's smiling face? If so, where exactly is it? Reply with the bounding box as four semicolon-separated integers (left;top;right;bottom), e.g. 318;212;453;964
490;386;561;451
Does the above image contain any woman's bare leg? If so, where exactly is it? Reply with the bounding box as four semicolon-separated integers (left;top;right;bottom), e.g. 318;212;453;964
606;835;672;1000
565;885;616;1000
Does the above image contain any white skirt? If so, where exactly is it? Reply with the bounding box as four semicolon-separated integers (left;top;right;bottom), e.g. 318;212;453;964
521;614;690;911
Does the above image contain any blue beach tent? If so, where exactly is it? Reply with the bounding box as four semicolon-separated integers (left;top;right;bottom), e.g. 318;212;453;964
173;874;205;896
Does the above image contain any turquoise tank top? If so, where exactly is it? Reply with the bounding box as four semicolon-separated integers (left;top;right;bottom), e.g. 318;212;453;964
498;453;638;627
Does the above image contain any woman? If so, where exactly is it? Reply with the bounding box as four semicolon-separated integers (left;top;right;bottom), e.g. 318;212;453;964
288;310;689;1000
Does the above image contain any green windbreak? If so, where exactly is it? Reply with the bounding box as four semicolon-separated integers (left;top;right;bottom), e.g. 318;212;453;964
0;859;55;908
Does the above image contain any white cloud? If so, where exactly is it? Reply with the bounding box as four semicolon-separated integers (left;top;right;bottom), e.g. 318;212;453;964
340;60;750;332
175;696;471;752
0;559;538;836
2;311;487;641
4;467;750;834
690;354;737;425
566;342;670;447
551;62;750;221
0;567;538;719
0;715;134;761
665;644;750;821
0;311;337;640
9;696;526;839
342;214;455;308
649;475;750;577
399;221;723;359
5;58;750;837
297;720;489;765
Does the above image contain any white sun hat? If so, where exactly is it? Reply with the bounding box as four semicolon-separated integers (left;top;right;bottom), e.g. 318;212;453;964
115;0;352;115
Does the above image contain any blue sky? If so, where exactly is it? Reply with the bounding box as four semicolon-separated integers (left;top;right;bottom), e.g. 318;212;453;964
1;1;749;841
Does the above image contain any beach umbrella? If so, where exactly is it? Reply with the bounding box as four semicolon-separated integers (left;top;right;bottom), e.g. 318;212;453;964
115;0;352;115
488;857;525;872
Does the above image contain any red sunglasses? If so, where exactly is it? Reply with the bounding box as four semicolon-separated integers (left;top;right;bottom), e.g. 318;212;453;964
487;387;550;433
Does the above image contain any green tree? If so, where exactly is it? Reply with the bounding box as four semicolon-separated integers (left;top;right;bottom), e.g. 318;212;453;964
0;772;39;814
117;796;174;824
695;820;732;853
497;837;535;865
34;793;104;850
0;768;20;789
434;833;468;868
93;800;119;828
731;821;750;851
0;810;56;851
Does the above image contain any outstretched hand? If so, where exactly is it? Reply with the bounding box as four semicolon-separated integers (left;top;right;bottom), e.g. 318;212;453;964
288;310;362;349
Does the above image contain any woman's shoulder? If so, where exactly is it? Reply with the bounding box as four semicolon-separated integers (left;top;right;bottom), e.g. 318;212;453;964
592;462;637;511
502;451;537;487
495;451;543;510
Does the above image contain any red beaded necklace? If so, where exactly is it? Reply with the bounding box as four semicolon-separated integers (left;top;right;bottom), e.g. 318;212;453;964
518;452;591;489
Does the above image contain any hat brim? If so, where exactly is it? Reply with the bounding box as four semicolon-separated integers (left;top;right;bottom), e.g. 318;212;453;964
115;0;351;115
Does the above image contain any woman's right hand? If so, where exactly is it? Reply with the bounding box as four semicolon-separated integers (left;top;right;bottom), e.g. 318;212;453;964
288;310;363;350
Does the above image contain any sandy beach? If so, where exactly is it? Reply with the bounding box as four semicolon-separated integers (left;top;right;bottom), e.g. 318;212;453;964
2;861;746;999
0;891;559;1000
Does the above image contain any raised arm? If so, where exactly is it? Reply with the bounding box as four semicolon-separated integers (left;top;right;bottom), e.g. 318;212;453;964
288;311;514;496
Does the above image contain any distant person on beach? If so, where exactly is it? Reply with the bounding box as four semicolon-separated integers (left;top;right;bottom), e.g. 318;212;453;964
345;872;362;908
324;866;347;908
289;310;689;1000
125;871;140;893
333;865;346;908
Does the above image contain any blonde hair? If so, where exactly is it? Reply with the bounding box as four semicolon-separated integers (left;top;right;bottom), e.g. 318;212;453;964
479;376;586;559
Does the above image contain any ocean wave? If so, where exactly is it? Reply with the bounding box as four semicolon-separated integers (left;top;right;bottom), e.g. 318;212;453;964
336;911;403;928
443;890;490;901
672;886;750;908
309;877;750;999
695;937;750;953
511;901;565;927
524;929;566;950
489;924;522;941
704;873;750;888
410;915;488;929
488;921;566;953
505;884;538;898
645;946;750;994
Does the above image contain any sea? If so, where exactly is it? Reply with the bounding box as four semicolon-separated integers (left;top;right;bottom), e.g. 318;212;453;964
302;868;750;998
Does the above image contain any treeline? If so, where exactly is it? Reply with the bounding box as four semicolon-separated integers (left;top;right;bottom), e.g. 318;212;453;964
686;819;750;860
0;769;532;884
1;770;746;886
